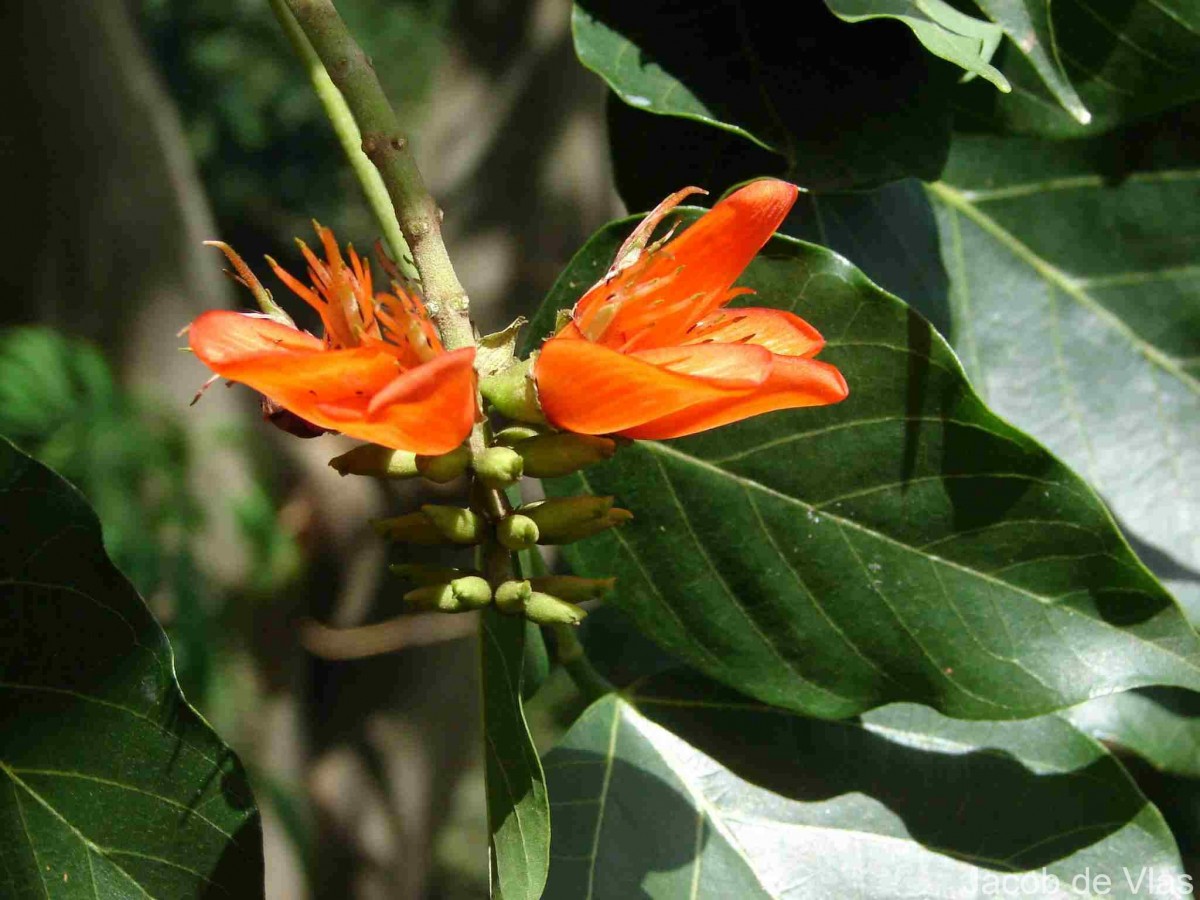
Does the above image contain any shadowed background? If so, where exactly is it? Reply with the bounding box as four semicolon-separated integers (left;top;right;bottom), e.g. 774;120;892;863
0;1;618;896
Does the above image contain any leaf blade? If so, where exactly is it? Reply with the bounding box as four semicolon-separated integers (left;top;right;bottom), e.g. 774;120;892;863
825;0;1011;91
0;437;262;898
480;607;550;900
529;210;1200;720
572;0;954;191
926;126;1200;614
544;671;1188;898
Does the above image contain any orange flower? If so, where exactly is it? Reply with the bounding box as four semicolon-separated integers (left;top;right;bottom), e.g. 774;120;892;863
534;179;848;439
188;226;476;455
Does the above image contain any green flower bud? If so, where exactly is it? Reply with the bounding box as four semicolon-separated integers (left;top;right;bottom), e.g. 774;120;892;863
329;444;419;478
529;575;615;603
494;579;532;614
389;563;473;586
373;511;448;544
525;591;587;625
404;575;493;613
513;433;617;478
375;506;484;545
479;356;546;425
415;445;471;484
421;505;485;544
474;446;524;490
497;514;540;551
493;425;543;446
520;496;633;544
540;508;633;544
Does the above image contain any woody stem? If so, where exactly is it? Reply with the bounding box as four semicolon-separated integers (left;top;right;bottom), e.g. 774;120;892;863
281;0;474;352
267;0;415;280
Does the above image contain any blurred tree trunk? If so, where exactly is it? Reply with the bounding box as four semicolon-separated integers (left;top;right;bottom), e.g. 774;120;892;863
0;0;259;585
0;3;307;898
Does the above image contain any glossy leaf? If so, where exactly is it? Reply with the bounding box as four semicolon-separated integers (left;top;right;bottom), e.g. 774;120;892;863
968;0;1090;126
1065;689;1200;780
927;127;1200;618
826;0;1009;91
0;437;263;898
961;0;1200;135
572;0;955;190
527;209;1200;720
480;607;549;899
543;671;1188;898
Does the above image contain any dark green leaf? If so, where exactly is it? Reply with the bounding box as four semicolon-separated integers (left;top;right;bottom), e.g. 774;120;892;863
605;95;784;216
1065;689;1200;779
528;209;1200;720
968;0;1090;126
826;0;1009;90
543;671;1187;898
573;0;955;190
927;121;1200;620
961;0;1200;135
0;327;219;701
0;437;262;898
480;607;549;899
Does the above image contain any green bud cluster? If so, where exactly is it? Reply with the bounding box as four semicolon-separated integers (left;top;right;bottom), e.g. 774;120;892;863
518;496;632;544
404;575;492;613
495;580;587;625
345;347;631;626
374;505;484;544
388;565;596;626
330;444;471;483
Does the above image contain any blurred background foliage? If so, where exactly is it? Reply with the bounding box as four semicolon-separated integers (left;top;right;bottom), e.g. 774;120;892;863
0;0;615;897
139;0;450;258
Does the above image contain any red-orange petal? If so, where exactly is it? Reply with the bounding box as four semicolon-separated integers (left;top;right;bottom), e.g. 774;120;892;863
575;179;799;350
535;335;757;436
629;342;772;388
348;347;477;454
683;307;824;358
619;355;849;440
188;310;476;454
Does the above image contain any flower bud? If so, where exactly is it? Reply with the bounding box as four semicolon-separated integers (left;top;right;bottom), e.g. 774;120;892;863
473;446;524;490
497;514;540;551
373;511;447;544
404;575;492;613
479;357;546;424
415;445;471;484
512;433;616;478
541;508;633;543
525;592;587;625
519;496;632;544
529;575;614;603
390;563;473;585
494;579;532;615
421;505;485;543
374;506;483;545
493;425;543;446
330;444;419;478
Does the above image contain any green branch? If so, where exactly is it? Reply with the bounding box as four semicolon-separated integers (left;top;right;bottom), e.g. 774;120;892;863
281;0;474;351
268;0;415;280
552;623;614;702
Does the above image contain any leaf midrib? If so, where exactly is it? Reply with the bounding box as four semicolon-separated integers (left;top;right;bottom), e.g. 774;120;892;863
641;440;1200;677
926;179;1200;397
608;697;1133;900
